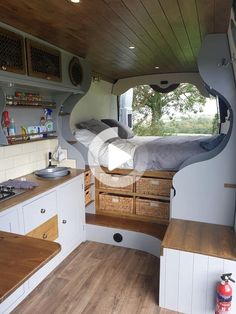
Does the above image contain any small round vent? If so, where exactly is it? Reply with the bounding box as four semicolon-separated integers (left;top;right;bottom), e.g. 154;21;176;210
113;233;123;243
69;57;83;86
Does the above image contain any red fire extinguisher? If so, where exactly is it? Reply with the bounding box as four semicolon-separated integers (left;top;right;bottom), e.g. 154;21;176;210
215;273;235;313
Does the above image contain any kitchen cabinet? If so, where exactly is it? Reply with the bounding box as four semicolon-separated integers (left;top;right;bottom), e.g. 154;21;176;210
0;206;20;233
57;175;85;255
0;172;85;313
26;39;61;82
0;27;26;75
160;248;236;314
22;191;57;234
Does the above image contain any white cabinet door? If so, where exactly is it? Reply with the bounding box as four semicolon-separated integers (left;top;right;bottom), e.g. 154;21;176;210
57;175;85;255
0;206;20;233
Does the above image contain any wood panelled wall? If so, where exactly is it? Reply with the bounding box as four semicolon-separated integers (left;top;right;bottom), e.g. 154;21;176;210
0;0;232;81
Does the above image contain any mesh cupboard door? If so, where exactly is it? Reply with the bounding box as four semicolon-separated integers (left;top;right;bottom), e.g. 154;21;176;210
0;27;26;74
26;39;61;82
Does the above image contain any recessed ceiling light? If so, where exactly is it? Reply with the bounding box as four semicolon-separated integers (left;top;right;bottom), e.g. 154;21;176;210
155;66;160;69
129;46;135;49
69;0;80;3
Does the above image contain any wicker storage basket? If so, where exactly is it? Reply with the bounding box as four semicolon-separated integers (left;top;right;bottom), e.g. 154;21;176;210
136;198;169;219
85;187;92;206
98;193;133;214
97;173;133;192
85;170;92;187
136;177;171;197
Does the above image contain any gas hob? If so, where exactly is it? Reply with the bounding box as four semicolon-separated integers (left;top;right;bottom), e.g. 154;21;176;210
0;185;25;202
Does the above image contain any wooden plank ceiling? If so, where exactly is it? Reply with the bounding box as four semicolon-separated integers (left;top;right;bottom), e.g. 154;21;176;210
0;0;232;82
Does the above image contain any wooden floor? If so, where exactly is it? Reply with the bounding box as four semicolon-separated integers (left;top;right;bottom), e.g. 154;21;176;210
13;242;177;314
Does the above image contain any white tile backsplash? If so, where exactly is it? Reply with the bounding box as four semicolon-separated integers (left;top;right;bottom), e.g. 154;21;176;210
0;139;77;181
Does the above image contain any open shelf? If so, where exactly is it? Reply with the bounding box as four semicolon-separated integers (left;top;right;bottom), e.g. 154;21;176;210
5;135;57;145
6;96;56;109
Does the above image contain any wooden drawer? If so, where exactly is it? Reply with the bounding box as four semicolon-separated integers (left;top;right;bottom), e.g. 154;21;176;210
136;198;169;220
97;173;133;192
98;193;133;214
85;170;92;188
85;187;92;206
27;215;58;241
23;191;57;234
136;177;171;197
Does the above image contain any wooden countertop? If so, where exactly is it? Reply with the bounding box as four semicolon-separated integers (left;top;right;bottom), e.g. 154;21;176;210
0;231;61;303
0;168;84;213
162;219;236;261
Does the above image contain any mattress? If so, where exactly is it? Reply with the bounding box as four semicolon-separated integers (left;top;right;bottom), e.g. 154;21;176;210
74;130;210;171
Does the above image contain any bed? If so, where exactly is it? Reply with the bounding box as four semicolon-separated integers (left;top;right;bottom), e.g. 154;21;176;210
73;119;224;171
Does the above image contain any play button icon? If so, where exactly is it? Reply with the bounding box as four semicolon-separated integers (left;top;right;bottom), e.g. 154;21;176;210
108;144;132;171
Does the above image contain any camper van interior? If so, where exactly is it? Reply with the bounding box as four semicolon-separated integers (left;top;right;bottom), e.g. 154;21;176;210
0;1;235;314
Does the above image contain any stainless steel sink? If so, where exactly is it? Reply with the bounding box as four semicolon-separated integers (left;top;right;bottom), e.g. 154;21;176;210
34;167;70;178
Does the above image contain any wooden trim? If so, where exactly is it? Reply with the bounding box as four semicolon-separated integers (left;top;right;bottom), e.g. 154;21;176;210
97;166;176;179
224;183;236;189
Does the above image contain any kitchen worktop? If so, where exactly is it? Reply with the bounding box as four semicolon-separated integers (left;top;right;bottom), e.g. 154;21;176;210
0;168;84;213
0;231;61;303
162;219;236;261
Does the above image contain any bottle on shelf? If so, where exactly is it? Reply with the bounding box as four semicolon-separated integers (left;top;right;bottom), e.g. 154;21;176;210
9;118;16;137
44;108;54;132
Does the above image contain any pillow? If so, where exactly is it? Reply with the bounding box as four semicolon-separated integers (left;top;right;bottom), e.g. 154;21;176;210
73;129;96;147
102;119;134;139
76;119;110;134
200;134;225;151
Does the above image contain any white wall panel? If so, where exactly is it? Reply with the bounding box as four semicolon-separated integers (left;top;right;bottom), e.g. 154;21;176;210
161;249;236;314
159;254;166;308
178;251;194;313
164;249;180;311
86;224;161;257
191;254;208;314
223;259;236;313
205;256;224;313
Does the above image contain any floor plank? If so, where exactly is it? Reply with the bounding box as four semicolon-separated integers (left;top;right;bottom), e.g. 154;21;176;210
13;241;178;314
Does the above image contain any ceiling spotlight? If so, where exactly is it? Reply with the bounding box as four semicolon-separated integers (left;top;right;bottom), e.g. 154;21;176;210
129;46;135;49
69;0;80;3
155;66;160;69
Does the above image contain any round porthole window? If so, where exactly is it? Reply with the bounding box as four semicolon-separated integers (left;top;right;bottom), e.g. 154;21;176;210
69;57;83;86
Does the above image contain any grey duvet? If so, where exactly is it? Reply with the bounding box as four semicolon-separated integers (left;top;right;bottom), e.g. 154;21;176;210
132;135;208;171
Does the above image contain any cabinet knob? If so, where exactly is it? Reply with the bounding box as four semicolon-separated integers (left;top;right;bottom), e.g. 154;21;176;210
62;219;67;224
1;65;7;71
41;208;46;214
42;233;47;239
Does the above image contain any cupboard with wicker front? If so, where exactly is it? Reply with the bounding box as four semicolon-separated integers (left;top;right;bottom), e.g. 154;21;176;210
95;167;175;224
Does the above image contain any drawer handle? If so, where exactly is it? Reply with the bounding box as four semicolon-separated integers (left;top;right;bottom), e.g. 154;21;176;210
62;219;67;224
151;180;160;185
42;233;47;239
41;208;46;214
150;202;159;207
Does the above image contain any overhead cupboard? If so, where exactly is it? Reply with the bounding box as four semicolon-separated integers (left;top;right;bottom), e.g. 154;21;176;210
0;26;61;81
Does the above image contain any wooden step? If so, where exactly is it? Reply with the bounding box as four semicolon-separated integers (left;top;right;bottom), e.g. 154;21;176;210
86;213;168;241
